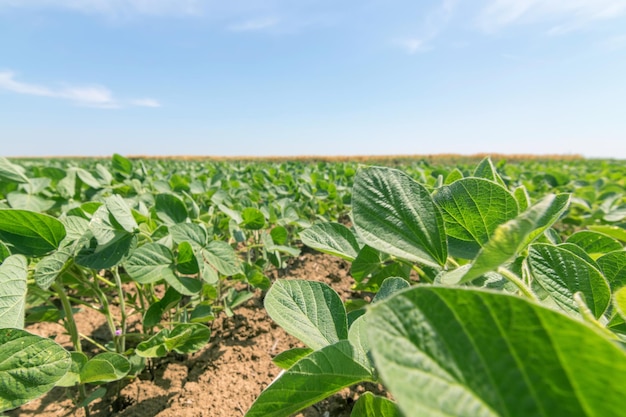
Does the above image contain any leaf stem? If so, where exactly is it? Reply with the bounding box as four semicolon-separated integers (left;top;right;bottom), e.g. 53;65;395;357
497;267;538;301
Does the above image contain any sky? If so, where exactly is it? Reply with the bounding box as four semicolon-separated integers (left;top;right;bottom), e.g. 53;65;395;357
1;0;626;158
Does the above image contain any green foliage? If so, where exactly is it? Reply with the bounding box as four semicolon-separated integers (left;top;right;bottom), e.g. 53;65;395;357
4;156;626;416
0;328;71;412
368;286;626;417
254;158;626;417
0;209;66;256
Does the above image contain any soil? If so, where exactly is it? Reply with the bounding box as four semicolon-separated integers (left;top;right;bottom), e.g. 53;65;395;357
8;252;381;417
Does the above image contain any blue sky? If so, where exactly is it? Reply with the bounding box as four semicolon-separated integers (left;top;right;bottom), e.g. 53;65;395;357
1;0;626;158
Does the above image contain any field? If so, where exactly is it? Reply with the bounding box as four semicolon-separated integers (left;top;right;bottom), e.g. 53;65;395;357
1;154;626;417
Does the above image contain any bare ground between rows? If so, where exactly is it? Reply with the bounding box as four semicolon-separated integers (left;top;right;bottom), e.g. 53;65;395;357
8;252;385;417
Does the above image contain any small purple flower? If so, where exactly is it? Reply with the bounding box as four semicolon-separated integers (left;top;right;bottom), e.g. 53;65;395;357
115;329;122;336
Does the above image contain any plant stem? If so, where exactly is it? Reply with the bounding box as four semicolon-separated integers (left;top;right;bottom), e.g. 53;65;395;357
50;281;90;416
51;282;82;353
87;272;118;348
497;267;538;301
113;267;128;353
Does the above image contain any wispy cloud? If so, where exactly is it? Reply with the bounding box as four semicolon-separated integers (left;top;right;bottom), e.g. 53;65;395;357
394;38;431;54
480;0;626;31
0;71;160;108
228;17;280;32
393;0;457;54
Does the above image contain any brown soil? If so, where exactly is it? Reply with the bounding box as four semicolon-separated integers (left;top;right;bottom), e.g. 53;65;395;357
8;253;379;417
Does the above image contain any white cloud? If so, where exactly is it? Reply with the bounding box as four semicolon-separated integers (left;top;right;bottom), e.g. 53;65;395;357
394;38;431;54
228;17;279;32
393;0;457;54
0;71;160;108
480;0;626;30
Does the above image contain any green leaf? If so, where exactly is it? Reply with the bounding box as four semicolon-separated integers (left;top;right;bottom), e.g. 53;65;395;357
463;194;570;283
567;230;623;258
202;241;242;276
472;156;505;185
176;241;199;274
588;225;626;243
0;242;10;262
80;352;130;384
596;250;626;290
155;193;188;225
0;255;28;329
112;153;133;177
136;323;210;358
264;280;348;350
434;178;518;259
0;329;71;412
513;186;530;212
7;193;55;212
300;222;360;261
0;209;66;257
105;195;138;234
55;352;87;387
164;274;202;296
371;277;410;304
351;393;400;417
75;232;136;269
242;207;266;230
271;347;313;370
529;244;611;318
351;246;382;282
34;247;72;290
245;341;372;417
0;158;29;184
270;226;288;245
124;243;175;284
170;223;207;247
352;166;447;268
368;286;626;417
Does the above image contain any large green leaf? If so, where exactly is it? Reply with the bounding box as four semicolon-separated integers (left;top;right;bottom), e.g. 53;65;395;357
368;286;626;417
433;178;518;259
105;195;139;234
300;222;360;261
245;341;372;417
0;256;28;329
0;329;71;412
155;193;188;225
352;166;447;268
124;243;175;284
528;244;611;318
264;280;348;350
462;194;570;283
0;209;66;257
